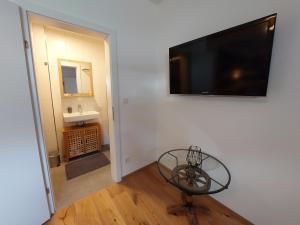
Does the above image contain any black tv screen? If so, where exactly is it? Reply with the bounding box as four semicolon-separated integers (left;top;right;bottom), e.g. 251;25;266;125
169;14;277;96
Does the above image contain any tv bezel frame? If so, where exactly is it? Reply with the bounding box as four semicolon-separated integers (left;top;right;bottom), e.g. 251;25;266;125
169;13;277;97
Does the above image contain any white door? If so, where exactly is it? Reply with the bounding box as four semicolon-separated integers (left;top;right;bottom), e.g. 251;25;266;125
0;1;50;225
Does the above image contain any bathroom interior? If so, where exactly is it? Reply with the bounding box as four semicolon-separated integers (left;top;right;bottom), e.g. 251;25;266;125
29;14;113;209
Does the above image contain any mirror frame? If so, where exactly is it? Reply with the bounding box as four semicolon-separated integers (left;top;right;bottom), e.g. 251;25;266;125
58;58;94;97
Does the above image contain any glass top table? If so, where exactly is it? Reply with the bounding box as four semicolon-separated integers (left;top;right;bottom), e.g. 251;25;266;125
157;148;231;196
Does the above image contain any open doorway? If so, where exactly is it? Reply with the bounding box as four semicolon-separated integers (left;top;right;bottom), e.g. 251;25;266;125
27;13;120;209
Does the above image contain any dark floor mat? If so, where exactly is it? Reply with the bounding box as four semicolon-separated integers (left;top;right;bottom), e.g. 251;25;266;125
65;152;110;180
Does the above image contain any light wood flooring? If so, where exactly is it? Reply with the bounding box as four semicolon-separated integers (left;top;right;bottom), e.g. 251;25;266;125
46;163;253;225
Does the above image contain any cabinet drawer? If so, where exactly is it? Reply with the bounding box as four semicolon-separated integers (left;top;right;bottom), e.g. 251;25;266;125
84;126;101;153
84;126;100;145
63;129;85;160
66;130;84;150
85;142;100;153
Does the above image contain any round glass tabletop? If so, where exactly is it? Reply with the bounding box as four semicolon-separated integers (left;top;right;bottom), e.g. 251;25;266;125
157;149;231;195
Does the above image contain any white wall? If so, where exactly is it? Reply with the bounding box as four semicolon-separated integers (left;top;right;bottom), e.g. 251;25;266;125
156;0;300;224
15;0;160;175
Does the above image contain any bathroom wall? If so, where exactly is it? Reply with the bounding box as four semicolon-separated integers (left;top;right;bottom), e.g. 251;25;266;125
31;22;110;157
30;23;58;154
46;26;110;146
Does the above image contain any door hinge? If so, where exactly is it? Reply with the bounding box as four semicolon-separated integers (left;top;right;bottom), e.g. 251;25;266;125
112;107;115;121
24;40;30;49
46;187;50;195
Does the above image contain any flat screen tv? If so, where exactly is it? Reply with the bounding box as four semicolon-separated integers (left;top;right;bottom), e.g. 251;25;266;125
169;14;277;96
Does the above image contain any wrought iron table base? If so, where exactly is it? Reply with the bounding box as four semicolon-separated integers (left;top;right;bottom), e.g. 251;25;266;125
167;192;210;225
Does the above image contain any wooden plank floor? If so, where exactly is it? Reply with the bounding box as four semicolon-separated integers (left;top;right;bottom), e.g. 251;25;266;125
46;163;253;225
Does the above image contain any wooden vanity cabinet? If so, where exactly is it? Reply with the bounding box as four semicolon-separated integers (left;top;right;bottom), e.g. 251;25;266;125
63;123;101;161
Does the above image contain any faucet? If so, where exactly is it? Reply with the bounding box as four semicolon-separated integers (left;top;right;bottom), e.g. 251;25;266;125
78;104;83;114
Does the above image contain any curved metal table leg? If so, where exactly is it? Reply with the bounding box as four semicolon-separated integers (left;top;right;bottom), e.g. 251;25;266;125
167;192;210;225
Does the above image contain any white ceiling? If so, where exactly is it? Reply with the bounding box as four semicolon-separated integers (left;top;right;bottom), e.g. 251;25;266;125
148;0;163;4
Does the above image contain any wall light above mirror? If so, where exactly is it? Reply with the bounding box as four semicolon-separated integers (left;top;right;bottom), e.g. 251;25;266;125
58;59;94;97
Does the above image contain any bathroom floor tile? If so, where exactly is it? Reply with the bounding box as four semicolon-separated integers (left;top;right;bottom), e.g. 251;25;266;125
50;150;113;209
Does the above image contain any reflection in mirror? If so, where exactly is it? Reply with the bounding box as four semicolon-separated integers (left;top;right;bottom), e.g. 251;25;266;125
62;66;77;93
59;59;93;97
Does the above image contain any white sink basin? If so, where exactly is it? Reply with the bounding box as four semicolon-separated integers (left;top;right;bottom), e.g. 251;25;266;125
63;111;99;123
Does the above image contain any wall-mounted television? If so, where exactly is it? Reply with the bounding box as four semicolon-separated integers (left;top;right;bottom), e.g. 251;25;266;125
169;14;277;96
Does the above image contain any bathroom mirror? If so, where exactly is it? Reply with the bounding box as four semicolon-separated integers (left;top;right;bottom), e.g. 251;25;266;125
58;59;94;97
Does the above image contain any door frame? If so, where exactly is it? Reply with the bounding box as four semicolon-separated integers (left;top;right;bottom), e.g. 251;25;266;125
18;3;123;213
